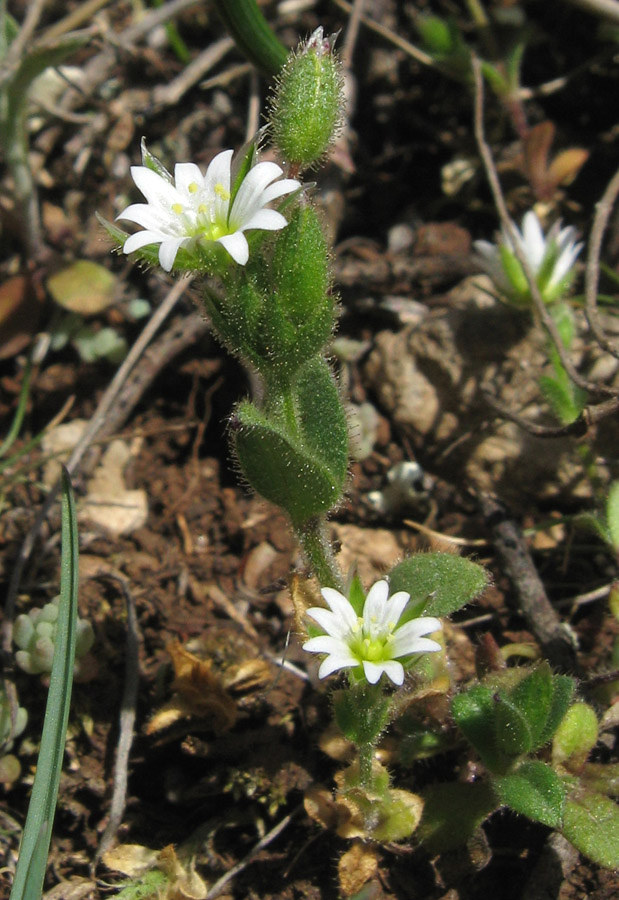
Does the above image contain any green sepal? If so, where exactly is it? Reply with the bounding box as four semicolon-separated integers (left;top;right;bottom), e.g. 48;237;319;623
387;552;488;619
494;760;567;828
140;137;173;182
231;358;348;527
417;781;497;852
347;571;367;617
333;683;391;746
562;790;619;868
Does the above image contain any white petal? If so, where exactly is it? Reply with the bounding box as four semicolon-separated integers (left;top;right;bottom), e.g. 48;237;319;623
362;660;397;684
521;212;546;272
306;607;350;639
318;653;359;679
205;149;234;191
241;209;287;232
174;162;205;195
474;240;498;260
117;203;179;233
260;178;301;205
159;237;187;271
363;580;390;628
391;617;441;657
230;161;283;225
382;591;410;629
321;587;359;631
380;660;405;685
216;232;249;265
123;230;164;254
303;635;351;655
550;242;582;286
131;166;182;208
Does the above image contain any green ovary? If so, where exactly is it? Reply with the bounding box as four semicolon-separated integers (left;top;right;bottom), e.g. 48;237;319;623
349;630;395;663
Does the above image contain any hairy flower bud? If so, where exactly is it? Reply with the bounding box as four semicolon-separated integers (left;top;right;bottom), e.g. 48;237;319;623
269;27;344;169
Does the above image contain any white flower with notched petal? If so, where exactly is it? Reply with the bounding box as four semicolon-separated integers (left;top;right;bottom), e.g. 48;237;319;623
117;146;300;272
303;580;442;686
474;211;582;306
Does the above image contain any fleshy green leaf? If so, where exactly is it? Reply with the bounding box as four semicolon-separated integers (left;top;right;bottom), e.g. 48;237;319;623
494;761;566;828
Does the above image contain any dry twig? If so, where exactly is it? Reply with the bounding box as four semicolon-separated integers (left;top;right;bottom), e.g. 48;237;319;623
480;494;578;672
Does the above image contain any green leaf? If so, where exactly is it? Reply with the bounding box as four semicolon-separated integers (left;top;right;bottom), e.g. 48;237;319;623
494;761;566;828
212;0;287;76
451;684;506;772
232;359;348;528
494;694;534;756
606;480;619;553
417;781;497;852
538;374;582;425
562;791;619;868
552;702;599;769
537;674;575;746
388;552;488;618
508;663;554;750
10;468;79;900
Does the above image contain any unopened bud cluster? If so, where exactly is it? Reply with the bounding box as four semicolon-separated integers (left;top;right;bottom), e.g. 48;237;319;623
14;596;94;676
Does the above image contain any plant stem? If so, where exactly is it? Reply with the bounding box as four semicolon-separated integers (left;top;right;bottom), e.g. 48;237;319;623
297;516;344;590
358;743;374;789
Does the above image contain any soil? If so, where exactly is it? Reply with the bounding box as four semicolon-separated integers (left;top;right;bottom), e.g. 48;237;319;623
1;2;618;899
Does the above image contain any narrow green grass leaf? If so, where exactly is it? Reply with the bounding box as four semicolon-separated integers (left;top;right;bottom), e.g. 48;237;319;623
10;468;79;900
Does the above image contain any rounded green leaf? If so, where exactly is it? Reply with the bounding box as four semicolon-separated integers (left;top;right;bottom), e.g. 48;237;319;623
494;761;566;828
388;552;488;618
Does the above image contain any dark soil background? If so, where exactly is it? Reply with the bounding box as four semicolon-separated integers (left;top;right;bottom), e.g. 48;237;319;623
1;1;618;898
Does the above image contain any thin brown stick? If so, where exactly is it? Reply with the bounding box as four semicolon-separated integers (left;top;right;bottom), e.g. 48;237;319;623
585;164;619;360
471;55;619;400
93;576;140;868
480;493;578;672
204;806;301;900
482;389;619;438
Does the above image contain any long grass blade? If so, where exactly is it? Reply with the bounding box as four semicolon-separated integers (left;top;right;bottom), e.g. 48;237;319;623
10;466;79;900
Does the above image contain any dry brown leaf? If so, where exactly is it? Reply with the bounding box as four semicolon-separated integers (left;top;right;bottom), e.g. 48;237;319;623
146;642;237;735
0;274;44;360
46;260;118;315
101;843;159;876
338;841;379;897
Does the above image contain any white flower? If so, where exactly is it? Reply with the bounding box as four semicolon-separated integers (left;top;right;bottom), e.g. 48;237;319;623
303;580;442;686
117;147;300;271
474;211;582;305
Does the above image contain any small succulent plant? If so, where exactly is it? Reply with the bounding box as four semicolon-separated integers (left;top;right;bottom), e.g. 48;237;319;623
14;596;94;676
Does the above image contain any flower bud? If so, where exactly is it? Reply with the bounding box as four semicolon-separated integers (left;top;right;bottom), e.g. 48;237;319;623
269;27;344;169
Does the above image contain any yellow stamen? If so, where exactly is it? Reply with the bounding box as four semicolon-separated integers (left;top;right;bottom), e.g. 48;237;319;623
214;182;230;201
172;203;183;214
188;182;199;194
